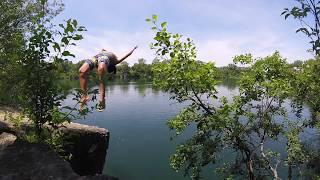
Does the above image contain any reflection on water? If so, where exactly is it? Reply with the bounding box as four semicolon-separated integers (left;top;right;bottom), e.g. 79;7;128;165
133;83;150;97
119;84;129;94
64;82;320;180
106;82;153;98
219;78;238;90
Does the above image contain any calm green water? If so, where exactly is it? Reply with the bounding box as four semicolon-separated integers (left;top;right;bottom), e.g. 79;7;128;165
66;82;317;180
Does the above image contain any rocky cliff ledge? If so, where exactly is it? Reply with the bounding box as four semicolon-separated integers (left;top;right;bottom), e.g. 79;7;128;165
0;107;116;180
59;122;110;176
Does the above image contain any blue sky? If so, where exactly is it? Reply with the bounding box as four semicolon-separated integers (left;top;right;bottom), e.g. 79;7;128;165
55;0;314;66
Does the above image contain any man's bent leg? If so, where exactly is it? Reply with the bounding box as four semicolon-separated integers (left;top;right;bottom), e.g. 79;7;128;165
79;63;90;103
97;63;106;110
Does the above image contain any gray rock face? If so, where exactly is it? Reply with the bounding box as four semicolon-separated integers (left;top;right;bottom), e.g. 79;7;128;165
0;139;80;180
0;138;117;180
0;116;115;180
0;132;16;151
59;123;110;176
0;121;15;135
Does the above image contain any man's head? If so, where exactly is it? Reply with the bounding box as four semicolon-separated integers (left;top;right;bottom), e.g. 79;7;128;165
107;64;117;74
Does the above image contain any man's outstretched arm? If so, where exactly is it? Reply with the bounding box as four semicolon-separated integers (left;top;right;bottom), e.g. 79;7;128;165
116;46;138;64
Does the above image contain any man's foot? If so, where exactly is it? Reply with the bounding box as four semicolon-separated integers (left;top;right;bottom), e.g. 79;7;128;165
79;96;90;112
80;96;90;104
97;100;105;112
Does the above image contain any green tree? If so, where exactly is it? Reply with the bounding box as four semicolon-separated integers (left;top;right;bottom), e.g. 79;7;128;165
232;52;308;179
148;16;308;179
290;60;304;68
283;0;320;125
217;63;244;80
146;15;218;179
0;0;63;105
152;58;160;64
282;0;320;55
10;0;93;136
292;59;320;125
130;58;152;80
20;18;86;135
117;61;130;80
283;2;320;178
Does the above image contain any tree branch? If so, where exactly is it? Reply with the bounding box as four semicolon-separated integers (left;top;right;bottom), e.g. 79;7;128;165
190;87;214;115
260;133;280;180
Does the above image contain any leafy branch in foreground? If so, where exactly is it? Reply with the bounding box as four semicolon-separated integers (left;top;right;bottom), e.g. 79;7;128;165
282;0;320;55
18;0;97;137
0;0;63;105
147;15;220;179
291;58;320;126
147;15;309;180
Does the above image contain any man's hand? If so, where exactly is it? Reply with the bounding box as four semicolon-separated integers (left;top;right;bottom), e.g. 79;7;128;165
117;46;139;64
130;46;138;55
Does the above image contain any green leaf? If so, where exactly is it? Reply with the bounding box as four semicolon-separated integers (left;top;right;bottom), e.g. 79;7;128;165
61;37;69;44
52;42;61;52
170;52;175;58
65;23;74;33
152;14;158;21
45;31;52;39
40;0;46;5
161;22;167;28
78;26;87;31
73;34;83;40
62;51;75;57
281;9;288;16
72;19;78;27
285;13;290;19
296;27;310;35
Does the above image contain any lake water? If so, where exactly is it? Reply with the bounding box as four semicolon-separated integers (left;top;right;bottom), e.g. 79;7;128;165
66;82;317;180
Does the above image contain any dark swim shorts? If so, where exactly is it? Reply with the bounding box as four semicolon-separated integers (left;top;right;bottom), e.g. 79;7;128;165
85;58;109;70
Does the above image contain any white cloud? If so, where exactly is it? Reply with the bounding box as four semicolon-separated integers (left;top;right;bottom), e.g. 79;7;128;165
67;30;155;65
196;31;313;66
68;28;313;67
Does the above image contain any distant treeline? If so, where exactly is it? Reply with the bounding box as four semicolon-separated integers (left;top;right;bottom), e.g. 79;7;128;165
57;58;307;83
58;58;152;82
217;59;305;80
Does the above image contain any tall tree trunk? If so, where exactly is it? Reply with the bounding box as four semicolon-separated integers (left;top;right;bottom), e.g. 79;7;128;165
246;158;255;180
288;164;292;180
